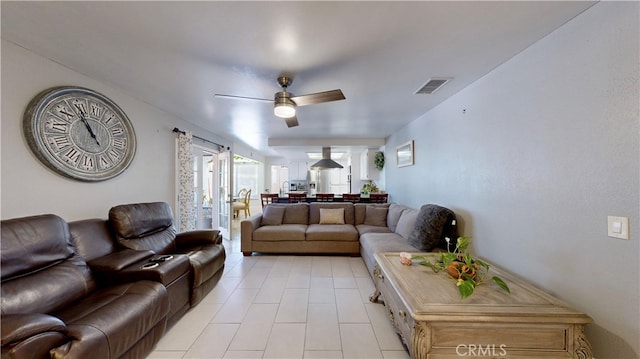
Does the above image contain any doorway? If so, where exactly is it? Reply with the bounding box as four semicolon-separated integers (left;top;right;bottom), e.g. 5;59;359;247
190;145;232;240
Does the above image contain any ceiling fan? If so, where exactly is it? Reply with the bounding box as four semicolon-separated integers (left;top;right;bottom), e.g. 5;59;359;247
214;76;345;128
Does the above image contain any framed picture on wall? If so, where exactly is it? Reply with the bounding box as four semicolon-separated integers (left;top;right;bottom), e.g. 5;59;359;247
396;140;414;167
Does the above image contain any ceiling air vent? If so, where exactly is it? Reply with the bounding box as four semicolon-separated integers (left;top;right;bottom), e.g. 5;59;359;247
415;78;451;95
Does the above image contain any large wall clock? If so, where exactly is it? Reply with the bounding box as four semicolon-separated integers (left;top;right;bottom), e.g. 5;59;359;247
23;86;136;182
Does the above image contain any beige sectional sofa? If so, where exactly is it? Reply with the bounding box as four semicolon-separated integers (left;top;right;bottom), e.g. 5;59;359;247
241;202;458;276
241;202;360;256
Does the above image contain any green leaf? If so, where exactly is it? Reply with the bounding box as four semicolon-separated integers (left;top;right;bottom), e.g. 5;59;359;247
457;280;475;299
456;236;471;252
463;253;473;266
476;259;490;271
492;276;510;294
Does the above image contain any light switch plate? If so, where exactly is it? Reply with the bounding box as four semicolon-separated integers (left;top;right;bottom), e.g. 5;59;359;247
607;216;629;240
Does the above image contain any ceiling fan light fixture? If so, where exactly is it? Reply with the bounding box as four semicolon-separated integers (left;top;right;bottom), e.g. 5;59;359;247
274;97;296;118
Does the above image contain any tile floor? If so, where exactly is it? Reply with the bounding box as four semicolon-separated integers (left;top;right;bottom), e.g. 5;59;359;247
147;203;410;359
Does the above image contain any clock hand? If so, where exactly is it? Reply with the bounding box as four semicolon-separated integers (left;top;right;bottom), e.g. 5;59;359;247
79;112;101;146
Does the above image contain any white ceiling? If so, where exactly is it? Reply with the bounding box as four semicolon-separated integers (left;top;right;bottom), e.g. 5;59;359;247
1;1;595;160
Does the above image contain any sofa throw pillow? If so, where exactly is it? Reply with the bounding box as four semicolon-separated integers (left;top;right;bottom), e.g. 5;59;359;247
364;206;388;226
387;204;407;232
319;208;345;224
408;204;458;251
395;208;419;240
261;205;286;226
282;203;309;224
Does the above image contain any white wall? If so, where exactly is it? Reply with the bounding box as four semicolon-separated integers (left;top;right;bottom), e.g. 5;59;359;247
385;3;639;357
1;40;228;221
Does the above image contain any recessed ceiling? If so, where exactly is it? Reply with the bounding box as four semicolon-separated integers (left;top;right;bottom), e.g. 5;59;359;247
0;1;596;159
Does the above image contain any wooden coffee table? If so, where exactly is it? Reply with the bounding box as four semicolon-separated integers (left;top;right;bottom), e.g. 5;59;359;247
370;252;593;358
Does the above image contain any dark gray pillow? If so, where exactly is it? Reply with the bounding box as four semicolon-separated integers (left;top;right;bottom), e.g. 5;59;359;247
261;205;285;226
408;204;458;251
364;206;388;226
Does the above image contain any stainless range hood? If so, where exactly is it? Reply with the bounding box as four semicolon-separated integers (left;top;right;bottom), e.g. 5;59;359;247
310;147;343;170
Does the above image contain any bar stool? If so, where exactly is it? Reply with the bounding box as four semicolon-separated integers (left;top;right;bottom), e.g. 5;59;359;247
288;193;307;203
260;193;279;208
369;193;388;203
316;193;334;202
342;193;361;203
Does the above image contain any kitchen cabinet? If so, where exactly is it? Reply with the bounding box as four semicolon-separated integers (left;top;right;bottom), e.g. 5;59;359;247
288;160;311;180
360;150;379;180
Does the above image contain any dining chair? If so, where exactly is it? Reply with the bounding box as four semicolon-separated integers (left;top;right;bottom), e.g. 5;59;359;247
234;188;248;203
369;193;388;203
316;193;334;202
260;193;279;208
342;193;361;203
288;193;307;203
232;189;252;218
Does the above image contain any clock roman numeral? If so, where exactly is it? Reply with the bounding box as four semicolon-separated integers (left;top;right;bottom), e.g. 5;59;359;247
48;135;72;151
90;103;103;117
111;138;126;150
80;154;95;170
46;118;69;133
110;126;124;136
62;148;81;165
107;148;123;162
73;101;87;115
54;105;75;121
98;155;112;170
103;112;117;126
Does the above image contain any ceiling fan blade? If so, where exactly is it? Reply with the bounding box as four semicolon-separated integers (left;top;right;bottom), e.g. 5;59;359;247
214;94;271;102
284;116;299;128
291;89;345;107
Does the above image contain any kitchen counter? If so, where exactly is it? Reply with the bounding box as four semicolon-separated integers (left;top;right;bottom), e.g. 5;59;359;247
275;194;381;203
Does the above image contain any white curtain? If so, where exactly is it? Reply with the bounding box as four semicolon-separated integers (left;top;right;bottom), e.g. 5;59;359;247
178;131;195;231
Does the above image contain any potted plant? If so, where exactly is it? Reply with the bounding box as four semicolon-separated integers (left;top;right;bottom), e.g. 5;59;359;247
410;236;510;299
374;151;385;170
361;180;379;195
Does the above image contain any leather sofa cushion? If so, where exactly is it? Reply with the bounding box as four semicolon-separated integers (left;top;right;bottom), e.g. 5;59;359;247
69;219;117;261
53;280;168;359
109;202;174;238
254;224;307;241
1;214;74;279
306;224;358;242
1;256;96;315
181;246;226;288
109;202;177;254
1;215;97;315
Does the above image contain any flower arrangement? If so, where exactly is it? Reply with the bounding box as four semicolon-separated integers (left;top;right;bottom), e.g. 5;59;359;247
361;180;379;195
405;236;510;299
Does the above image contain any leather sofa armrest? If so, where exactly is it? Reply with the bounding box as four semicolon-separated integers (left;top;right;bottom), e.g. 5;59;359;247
175;229;222;247
1;313;66;345
88;249;155;272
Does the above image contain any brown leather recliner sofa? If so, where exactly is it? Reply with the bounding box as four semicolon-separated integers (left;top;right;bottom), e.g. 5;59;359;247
1;202;225;359
1;214;169;359
107;202;226;306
